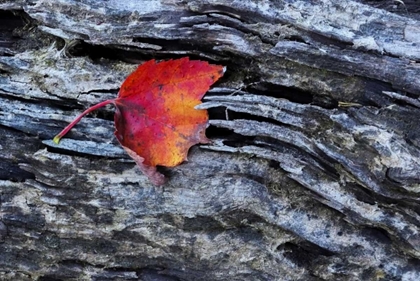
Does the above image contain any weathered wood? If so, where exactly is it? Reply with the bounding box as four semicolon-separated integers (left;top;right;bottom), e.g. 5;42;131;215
1;1;420;280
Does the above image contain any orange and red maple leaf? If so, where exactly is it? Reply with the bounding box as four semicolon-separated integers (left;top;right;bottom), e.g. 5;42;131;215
53;57;225;185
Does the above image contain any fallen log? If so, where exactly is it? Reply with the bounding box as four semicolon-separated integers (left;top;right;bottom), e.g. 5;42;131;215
0;1;419;280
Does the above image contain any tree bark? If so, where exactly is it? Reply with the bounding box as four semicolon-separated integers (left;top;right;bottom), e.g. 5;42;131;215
1;0;420;280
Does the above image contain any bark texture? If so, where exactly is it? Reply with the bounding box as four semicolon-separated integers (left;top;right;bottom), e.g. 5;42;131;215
1;1;420;280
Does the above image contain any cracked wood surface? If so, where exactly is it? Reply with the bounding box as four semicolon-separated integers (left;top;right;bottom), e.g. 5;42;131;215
0;1;420;280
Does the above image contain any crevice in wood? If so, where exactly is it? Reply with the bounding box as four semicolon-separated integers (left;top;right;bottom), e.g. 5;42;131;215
249;83;314;105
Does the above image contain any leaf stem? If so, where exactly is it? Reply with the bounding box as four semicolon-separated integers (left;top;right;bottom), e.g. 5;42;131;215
53;99;115;144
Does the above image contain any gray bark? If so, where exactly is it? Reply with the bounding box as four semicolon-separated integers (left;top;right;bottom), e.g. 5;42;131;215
1;0;420;280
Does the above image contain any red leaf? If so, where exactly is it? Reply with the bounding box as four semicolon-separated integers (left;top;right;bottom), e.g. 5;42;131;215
54;57;225;185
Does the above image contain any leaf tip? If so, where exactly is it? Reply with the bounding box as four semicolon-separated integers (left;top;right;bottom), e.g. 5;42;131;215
122;145;167;186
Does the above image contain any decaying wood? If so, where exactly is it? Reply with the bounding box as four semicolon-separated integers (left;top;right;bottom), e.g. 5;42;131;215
1;0;420;280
